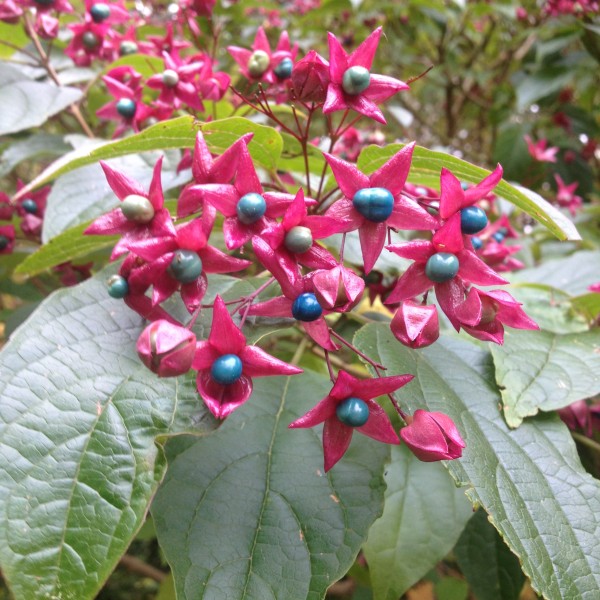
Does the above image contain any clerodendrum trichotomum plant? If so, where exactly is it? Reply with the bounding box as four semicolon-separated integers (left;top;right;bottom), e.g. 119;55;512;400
1;1;600;599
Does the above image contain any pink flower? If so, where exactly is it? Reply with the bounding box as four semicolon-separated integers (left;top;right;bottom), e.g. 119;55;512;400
400;409;465;462
193;296;302;419
391;301;439;349
589;282;600;293
323;144;438;273
84;157;175;259
454;287;538;344
66;19;114;66
291;50;330;103
559;400;595;437
289;370;413;472
324;27;409;124
524;135;559;163
16;181;50;238
554;174;583;216
137;320;196;377
312;264;365;312
0;1;22;24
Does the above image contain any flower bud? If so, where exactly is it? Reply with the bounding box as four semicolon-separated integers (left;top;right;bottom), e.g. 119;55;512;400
391;302;439;349
137;320;196;377
312;265;365;312
291;50;330;103
400;409;465;462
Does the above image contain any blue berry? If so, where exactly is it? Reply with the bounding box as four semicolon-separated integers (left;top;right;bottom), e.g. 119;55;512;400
471;236;483;250
425;252;459;283
90;3;110;22
284;226;313;254
273;57;293;80
460;206;488;235
342;66;370;95
236;193;266;225
492;231;505;243
460;181;470;191
292;293;323;322
352;187;394;222
107;275;129;298
168;250;203;284
116;98;137;119
211;354;243;385
0;235;9;251
21;199;38;214
336;397;369;427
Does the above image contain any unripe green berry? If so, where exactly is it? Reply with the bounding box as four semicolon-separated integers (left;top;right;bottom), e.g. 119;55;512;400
247;50;270;77
120;194;155;224
119;41;138;56
284;226;313;254
168;250;203;284
161;69;179;87
82;31;100;50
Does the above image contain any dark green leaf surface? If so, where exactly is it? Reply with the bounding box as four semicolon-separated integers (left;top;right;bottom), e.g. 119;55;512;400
354;324;600;599
0;273;216;600
15;116;283;200
455;509;525;600
491;329;600;427
152;373;388;600
364;444;473;600
0;62;83;136
357;144;580;241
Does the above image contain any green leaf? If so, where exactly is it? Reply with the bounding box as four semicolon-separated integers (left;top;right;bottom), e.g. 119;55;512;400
570;292;600;322
357;144;580;241
454;509;525;600
152;373;389;600
0;133;71;177
354;324;600;599
0;62;82;136
14;222;116;277
513;68;574;112
490;329;600;427
363;444;473;600
15;116;283;200
0;272;218;600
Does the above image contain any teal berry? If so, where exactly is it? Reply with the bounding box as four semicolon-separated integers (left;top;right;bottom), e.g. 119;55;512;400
21;198;38;214
352;187;394;222
210;354;243;385
116;98;137;119
119;41;138;56
247;50;270;77
342;66;370;95
498;227;508;235
284;226;313;254
107;275;129;298
236;193;266;225
82;31;100;49
425;252;460;283
292;292;323;322
273;57;293;80
471;236;483;250
492;231;505;243
90;3;110;23
161;69;179;88
120;194;155;224
168;250;203;284
336;397;370;427
0;235;9;251
460;206;488;235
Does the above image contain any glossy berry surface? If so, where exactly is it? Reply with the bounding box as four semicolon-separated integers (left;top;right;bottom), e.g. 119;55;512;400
425;252;460;283
168;250;203;284
273;57;293;79
352;187;394;222
116;98;136;119
471;236;483;250
107;275;129;298
247;50;270;77
21;199;38;214
120;194;155;223
460;206;488;234
120;41;138;56
492;231;505;243
211;354;243;385
336;397;369;427
90;3;110;22
342;66;370;95
292;293;323;322
0;235;9;251
236;193;266;225
284;226;313;253
82;31;100;49
161;69;179;87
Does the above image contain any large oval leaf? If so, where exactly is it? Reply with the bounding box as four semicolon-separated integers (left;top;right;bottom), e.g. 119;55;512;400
152;373;389;600
354;324;600;599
